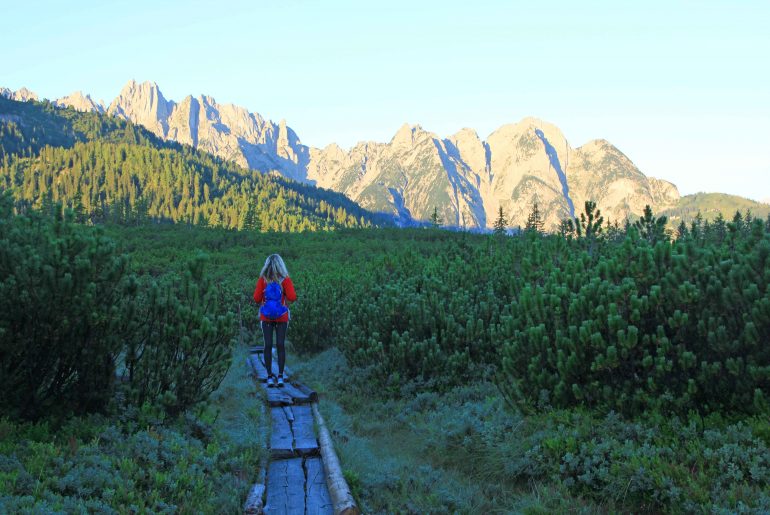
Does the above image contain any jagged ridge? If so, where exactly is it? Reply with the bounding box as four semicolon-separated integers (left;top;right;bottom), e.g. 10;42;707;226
3;83;681;228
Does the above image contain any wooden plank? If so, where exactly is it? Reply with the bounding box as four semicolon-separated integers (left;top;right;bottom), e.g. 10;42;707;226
281;382;312;404
248;355;269;382
265;388;293;407
270;407;294;459
291;405;319;456
258;351;293;380
265;458;305;515
305;457;334;515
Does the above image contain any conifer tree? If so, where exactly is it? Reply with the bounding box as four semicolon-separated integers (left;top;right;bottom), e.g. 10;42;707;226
429;206;443;228
493;206;508;235
575;200;603;239
524;201;544;233
634;205;669;243
676;220;688;240
558;218;575;239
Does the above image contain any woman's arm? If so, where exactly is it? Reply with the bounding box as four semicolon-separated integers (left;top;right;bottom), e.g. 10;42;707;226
253;276;266;304
282;277;297;303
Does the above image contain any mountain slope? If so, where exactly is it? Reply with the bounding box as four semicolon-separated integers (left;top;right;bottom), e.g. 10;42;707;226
661;193;770;224
3;82;685;229
0;96;388;231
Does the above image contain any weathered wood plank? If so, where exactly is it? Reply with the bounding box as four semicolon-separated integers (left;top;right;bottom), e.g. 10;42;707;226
270;407;294;459
265;458;305;515
248;352;294;382
265;387;293;407
291;405;319;456
305;457;334;515
247;355;269;382
257;351;293;379
281;382;312;404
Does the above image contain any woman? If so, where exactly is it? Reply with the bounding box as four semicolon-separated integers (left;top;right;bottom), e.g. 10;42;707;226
253;254;297;387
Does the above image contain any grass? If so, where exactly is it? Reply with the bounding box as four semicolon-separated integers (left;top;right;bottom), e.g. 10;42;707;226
287;347;770;514
0;343;268;514
289;348;603;514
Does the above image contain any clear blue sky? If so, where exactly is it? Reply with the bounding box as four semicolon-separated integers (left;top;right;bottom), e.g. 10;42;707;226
2;0;769;201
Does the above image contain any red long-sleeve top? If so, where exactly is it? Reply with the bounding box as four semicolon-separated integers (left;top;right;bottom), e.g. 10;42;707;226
253;276;297;322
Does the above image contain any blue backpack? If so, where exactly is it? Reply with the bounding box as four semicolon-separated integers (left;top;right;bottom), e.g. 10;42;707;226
261;280;288;320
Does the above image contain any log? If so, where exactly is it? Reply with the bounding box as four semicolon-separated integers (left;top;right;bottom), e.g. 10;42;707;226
305;457;334;515
243;465;266;514
292;382;319;403
311;403;360;515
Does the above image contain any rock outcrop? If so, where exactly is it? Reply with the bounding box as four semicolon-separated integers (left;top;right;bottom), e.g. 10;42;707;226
0;87;38;102
54;91;105;113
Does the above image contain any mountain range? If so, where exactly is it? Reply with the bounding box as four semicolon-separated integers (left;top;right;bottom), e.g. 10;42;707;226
2;81;761;229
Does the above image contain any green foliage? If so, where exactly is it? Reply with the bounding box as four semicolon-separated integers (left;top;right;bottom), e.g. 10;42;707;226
634;204;669;243
110;210;770;420
525;200;544;233
493;206;508;235
0;192;134;420
0;410;260;513
0;202;238;421
501;219;770;416
662;192;770;226
429;206;443;228
295;349;770;514
123;254;235;416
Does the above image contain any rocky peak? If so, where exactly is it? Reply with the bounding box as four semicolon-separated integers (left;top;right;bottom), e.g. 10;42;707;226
54;91;105;113
390;123;428;148
0;87;38;102
108;80;172;136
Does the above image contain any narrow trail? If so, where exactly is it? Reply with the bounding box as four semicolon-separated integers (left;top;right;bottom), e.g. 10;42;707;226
243;346;359;515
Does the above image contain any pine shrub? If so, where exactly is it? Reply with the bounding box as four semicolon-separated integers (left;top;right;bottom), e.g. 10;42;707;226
123;253;235;416
0;193;134;419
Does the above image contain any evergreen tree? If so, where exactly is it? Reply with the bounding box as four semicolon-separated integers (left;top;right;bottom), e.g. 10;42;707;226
429;206;443;228
524;201;544;233
575;200;603;239
558;218;576;239
676;220;688;240
493;206;508;235
634;205;669;244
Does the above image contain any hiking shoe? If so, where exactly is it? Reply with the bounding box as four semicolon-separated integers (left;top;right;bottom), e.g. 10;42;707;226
277;375;284;387
267;375;276;388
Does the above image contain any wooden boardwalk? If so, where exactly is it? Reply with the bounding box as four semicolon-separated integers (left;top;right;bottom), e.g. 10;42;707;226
244;347;357;515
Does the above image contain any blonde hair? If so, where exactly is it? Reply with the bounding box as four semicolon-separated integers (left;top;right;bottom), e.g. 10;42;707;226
260;254;289;283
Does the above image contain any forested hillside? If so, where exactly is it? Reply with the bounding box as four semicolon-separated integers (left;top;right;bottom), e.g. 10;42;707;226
0;96;390;231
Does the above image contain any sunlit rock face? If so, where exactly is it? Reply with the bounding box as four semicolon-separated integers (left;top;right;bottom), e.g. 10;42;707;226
31;80;679;228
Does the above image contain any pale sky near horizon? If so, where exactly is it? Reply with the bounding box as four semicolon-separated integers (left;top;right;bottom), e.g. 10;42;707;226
2;0;769;201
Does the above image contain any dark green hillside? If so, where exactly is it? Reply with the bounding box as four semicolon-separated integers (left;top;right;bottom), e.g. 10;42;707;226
0;96;390;231
663;192;770;224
